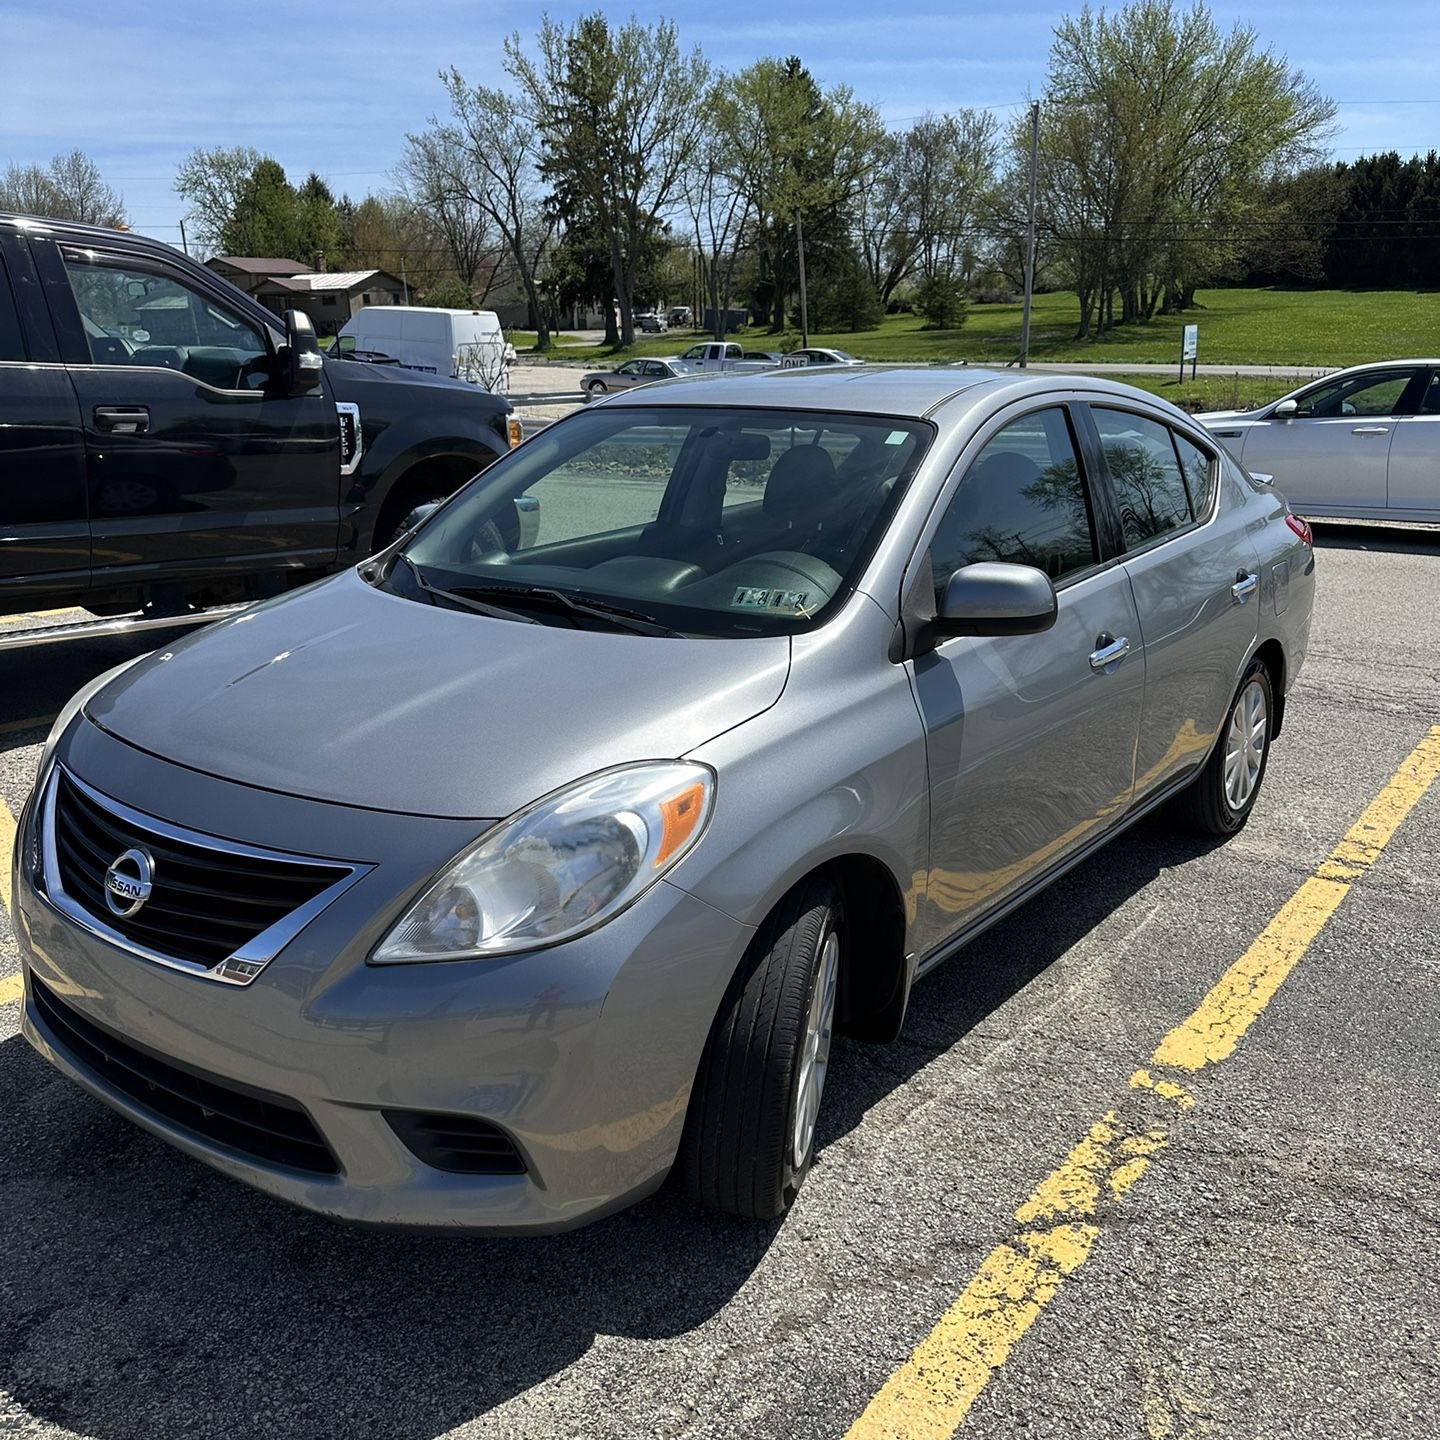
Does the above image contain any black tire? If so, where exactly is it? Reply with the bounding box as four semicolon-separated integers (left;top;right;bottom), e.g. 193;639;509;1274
1172;659;1274;835
373;493;447;552
679;876;843;1219
585;380;607;398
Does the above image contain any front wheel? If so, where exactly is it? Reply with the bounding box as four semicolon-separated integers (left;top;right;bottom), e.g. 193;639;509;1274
585;380;607;398
679;876;842;1219
1173;660;1274;835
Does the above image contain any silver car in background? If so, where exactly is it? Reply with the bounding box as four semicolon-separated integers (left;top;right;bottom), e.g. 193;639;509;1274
582;356;694;396
14;368;1314;1233
1199;359;1440;522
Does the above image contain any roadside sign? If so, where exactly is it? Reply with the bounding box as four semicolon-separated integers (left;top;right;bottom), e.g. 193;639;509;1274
1180;323;1199;380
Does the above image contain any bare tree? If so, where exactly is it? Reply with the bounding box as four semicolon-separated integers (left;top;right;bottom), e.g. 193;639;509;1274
410;72;556;348
399;136;501;298
684;85;755;339
1;149;125;227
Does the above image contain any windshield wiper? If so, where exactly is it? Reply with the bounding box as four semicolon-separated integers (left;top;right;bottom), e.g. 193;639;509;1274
448;582;682;637
393;555;539;624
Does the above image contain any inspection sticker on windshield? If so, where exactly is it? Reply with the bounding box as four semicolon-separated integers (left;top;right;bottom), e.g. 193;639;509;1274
732;586;812;613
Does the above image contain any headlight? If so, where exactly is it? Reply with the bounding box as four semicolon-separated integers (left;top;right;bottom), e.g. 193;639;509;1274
372;761;715;963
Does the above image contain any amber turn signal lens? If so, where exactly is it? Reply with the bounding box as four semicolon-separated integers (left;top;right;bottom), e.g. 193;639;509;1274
506;416;523;449
655;782;707;867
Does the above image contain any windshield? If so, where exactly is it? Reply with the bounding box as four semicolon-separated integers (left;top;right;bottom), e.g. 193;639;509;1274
392;405;932;638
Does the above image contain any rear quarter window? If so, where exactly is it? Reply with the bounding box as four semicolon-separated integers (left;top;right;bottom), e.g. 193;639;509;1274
1092;408;1192;548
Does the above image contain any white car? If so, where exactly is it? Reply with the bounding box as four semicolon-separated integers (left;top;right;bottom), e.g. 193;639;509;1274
783;348;864;368
1198;360;1440;523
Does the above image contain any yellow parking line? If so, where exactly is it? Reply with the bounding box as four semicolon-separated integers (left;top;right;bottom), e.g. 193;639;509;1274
846;725;1440;1440
1;790;20;1005
0;790;15;920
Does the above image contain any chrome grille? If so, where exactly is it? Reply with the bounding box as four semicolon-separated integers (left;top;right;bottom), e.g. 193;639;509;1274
42;766;366;985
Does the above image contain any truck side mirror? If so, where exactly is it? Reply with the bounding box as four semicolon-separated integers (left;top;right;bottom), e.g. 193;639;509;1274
279;309;324;395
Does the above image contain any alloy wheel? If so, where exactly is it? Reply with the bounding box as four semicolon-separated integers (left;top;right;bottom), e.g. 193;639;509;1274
790;927;840;1170
1223;678;1268;810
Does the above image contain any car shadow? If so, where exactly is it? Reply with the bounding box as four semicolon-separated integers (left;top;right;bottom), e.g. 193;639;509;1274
1309;519;1440;555
0;816;1221;1440
816;819;1222;1152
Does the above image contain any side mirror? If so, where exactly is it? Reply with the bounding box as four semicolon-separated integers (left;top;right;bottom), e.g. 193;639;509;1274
335;334;357;356
1273;398;1299;419
279;309;324;394
933;562;1058;638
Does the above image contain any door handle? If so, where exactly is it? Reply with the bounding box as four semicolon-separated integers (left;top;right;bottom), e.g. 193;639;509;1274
1089;633;1131;671
1351;425;1389;436
94;405;150;435
1231;571;1258;603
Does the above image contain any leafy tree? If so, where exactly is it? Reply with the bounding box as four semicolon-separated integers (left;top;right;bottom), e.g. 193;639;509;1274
1021;0;1335;337
1;150;125;227
796;247;883;332
714;57;884;332
912;271;970;330
175;146;266;255
506;14;709;346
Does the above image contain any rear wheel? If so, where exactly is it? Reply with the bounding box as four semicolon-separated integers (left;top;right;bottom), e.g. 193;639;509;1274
1173;660;1274;834
680;877;842;1219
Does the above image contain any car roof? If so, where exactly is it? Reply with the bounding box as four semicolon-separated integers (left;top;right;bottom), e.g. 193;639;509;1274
599;364;1212;422
605;365;1001;417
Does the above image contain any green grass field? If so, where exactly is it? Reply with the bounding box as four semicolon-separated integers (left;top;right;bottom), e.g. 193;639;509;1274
533;287;1439;368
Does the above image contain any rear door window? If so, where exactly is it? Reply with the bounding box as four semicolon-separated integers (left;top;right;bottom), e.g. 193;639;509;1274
1092;409;1193;548
931;406;1096;592
0;252;24;361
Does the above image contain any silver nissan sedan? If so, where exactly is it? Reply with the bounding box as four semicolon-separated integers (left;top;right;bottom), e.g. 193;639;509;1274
13;367;1315;1233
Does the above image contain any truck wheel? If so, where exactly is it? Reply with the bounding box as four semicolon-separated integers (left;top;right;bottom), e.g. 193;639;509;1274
679;876;842;1219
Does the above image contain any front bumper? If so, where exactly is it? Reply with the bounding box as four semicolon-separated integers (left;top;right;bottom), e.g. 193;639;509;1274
15;724;753;1233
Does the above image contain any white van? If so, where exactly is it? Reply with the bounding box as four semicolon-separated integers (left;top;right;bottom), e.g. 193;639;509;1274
337;306;512;394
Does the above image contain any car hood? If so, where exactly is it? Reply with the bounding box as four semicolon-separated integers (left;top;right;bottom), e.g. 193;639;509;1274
1195;408;1265;423
84;570;791;819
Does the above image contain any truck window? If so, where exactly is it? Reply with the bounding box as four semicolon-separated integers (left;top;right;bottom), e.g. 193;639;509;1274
0;252;24;361
61;253;270;391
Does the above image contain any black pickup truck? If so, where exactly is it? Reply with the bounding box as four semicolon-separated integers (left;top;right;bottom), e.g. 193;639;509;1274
0;213;517;628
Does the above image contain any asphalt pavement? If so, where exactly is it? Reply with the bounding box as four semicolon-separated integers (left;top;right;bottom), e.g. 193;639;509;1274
1;523;1437;1440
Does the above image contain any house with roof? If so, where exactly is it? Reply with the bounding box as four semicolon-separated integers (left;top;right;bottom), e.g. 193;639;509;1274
205;257;409;336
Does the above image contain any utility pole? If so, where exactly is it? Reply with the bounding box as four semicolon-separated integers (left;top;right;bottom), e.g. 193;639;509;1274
401;256;410;304
795;210;810;348
1019;101;1040;369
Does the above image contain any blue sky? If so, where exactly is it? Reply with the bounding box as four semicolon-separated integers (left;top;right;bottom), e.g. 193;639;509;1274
3;0;1438;248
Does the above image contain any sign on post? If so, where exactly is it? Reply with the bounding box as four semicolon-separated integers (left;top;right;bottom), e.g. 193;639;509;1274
1180;323;1199;381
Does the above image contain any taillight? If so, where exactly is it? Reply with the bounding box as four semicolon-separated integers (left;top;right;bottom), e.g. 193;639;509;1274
506;416;523;449
1285;514;1313;546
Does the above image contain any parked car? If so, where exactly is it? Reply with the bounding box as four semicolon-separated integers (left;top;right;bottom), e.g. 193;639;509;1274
635;312;668;333
338;306;512;394
678;341;780;373
582;357;695;395
667;306;693;328
783;347;863;368
1197;359;1440;522
14;368;1313;1233
0;213;518;635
